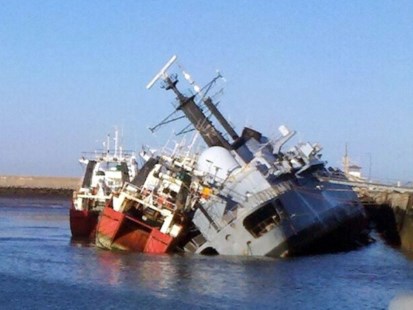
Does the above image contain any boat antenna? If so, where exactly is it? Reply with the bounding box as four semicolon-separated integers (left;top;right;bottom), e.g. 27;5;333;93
146;55;177;90
106;133;110;156
178;63;239;141
114;127;119;159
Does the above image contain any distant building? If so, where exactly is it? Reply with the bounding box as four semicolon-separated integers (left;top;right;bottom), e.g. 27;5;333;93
348;164;362;178
342;144;364;180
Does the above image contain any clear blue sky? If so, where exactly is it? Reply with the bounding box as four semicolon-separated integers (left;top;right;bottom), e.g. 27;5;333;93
0;1;412;183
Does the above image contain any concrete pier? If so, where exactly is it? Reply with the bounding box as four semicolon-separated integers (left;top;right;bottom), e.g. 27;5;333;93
357;187;413;253
327;177;413;252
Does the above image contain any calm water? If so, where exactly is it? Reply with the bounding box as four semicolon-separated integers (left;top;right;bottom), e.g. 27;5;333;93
1;197;413;309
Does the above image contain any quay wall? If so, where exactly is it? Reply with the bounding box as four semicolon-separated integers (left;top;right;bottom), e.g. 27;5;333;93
358;188;413;253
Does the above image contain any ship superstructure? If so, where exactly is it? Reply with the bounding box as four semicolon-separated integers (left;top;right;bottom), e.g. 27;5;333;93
146;56;368;256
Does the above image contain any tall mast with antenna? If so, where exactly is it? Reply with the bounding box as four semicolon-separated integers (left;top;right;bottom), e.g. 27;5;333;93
106;134;110;156
343;143;349;175
179;65;239;141
147;55;232;149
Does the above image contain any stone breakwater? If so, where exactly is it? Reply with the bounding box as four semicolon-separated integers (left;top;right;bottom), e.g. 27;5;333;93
0;175;80;198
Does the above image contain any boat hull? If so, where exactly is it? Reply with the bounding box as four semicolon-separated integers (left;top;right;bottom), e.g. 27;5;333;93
191;177;368;257
69;207;99;239
95;206;173;253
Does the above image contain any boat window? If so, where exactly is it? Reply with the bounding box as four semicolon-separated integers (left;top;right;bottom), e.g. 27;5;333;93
243;200;281;238
169;191;177;199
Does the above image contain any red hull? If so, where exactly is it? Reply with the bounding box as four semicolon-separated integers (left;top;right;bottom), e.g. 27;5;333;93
70;208;99;239
96;206;173;253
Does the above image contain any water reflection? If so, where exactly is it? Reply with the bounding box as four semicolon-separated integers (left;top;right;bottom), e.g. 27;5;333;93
95;250;125;286
81;249;281;303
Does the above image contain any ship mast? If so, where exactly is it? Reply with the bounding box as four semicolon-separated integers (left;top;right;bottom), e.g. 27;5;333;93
147;56;233;149
343;143;350;175
202;97;239;141
179;66;239;142
114;128;119;159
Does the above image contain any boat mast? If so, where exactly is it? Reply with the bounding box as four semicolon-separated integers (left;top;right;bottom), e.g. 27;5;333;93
114;128;119;159
343;143;350;175
106;134;110;158
180;68;239;142
202;97;239;141
147;56;232;149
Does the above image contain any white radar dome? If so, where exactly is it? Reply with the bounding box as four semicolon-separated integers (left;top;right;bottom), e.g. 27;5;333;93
197;146;240;180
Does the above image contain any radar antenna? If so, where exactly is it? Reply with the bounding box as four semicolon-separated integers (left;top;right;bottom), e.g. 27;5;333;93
146;55;177;89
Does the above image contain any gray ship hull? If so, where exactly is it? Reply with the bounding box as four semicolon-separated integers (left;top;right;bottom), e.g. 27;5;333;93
191;175;367;257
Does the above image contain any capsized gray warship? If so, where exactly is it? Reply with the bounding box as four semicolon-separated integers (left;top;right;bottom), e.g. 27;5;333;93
146;56;369;257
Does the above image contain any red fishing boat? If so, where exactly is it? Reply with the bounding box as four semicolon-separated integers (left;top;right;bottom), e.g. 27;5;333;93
96;205;175;253
95;154;193;253
70;207;100;239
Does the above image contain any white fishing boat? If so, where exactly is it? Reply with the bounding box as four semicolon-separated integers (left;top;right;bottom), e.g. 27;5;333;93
70;129;138;239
